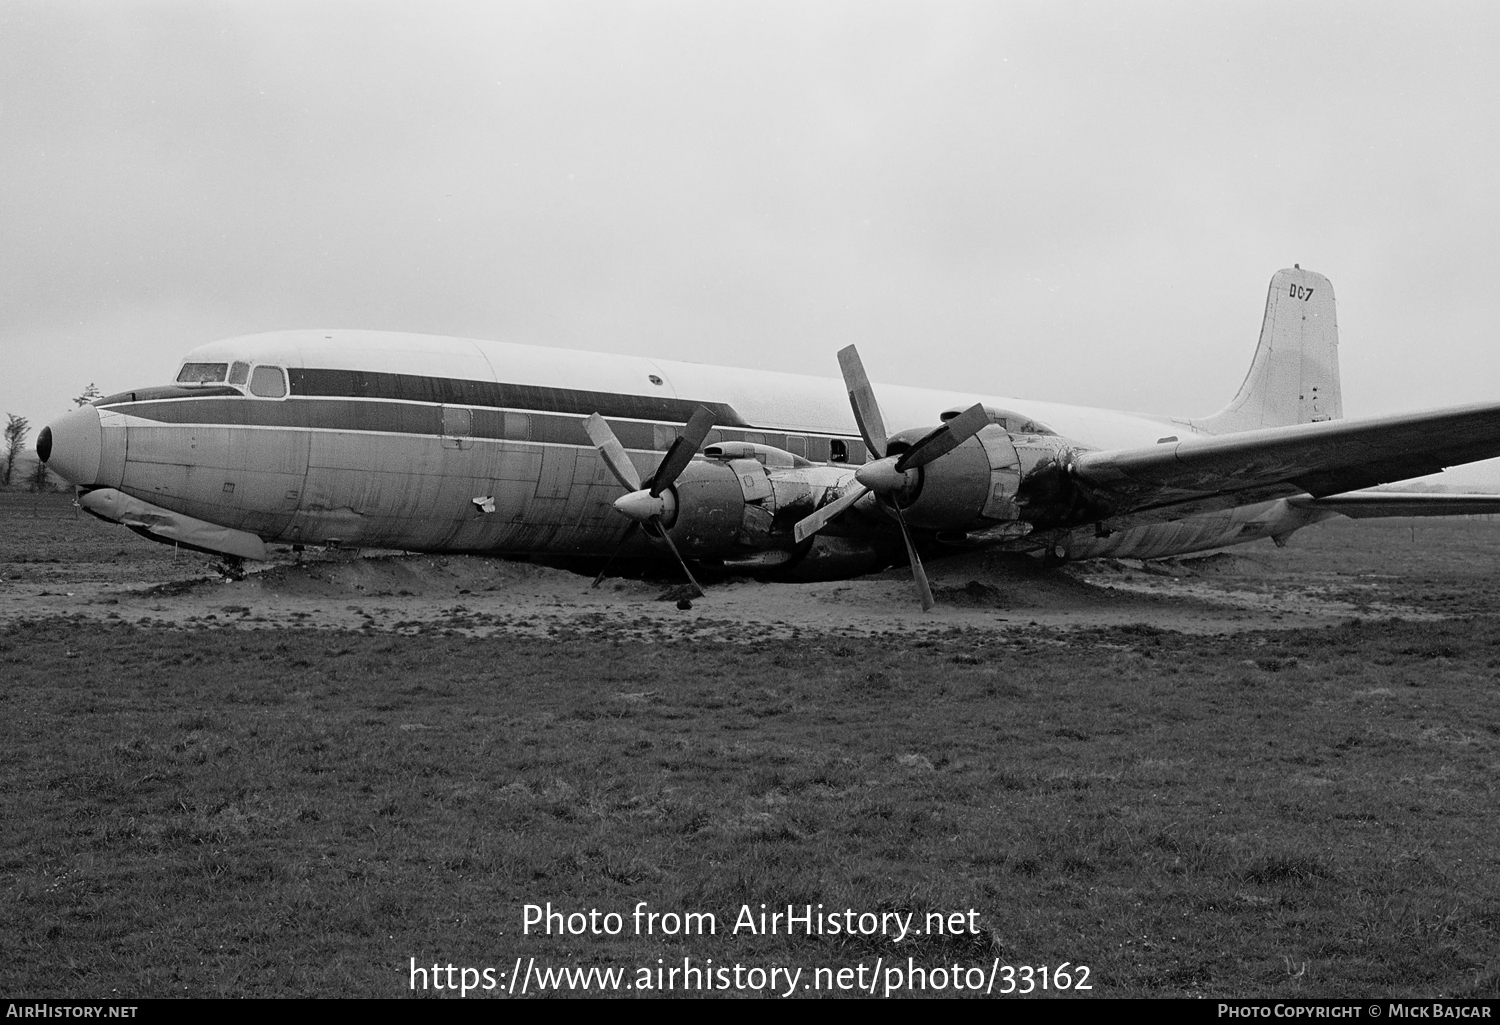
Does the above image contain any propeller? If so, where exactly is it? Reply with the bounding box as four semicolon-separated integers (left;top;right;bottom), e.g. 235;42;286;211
793;345;992;611
583;407;717;596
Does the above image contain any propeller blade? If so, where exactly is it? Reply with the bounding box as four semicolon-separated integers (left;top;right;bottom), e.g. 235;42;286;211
837;345;887;459
649;520;705;597
649;405;717;496
892;502;936;612
792;483;870;544
893;403;991;473
583;413;643;492
591;521;641;588
586;408;712;599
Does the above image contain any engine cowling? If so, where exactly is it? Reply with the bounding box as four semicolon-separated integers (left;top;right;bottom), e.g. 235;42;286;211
657;456;774;557
889;425;1081;532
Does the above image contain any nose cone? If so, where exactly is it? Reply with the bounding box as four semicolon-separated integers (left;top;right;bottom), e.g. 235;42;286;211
613;488;675;523
41;405;102;485
854;456;917;494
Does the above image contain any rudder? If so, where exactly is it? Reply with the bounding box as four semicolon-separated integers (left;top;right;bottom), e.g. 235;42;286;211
1191;267;1341;434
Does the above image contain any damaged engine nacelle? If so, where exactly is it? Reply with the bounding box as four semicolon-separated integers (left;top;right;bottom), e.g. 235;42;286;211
891;425;1103;532
660;452;892;574
656;456;778;557
657;427;1115;559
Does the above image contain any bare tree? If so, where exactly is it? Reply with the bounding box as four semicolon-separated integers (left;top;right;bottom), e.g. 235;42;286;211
2;413;28;487
74;383;102;406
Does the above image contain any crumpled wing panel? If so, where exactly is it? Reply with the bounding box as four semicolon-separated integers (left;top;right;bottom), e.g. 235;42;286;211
1077;401;1500;517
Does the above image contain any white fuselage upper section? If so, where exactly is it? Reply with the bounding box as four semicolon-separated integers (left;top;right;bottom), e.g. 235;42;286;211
182;330;1188;451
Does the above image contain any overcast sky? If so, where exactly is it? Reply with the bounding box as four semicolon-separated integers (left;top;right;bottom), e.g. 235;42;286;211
4;1;1499;480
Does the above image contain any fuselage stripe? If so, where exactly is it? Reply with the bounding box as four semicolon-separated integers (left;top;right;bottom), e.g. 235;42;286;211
287;367;753;427
100;396;870;463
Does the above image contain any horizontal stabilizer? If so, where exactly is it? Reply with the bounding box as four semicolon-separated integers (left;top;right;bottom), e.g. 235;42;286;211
1289;491;1500;518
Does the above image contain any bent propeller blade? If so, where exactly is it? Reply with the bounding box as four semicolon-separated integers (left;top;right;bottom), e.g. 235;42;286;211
894;403;991;473
591;520;641;588
838;345;887;459
792;483;869;544
583;413;643;492
893;503;936;612
650;520;705;597
649;406;717;497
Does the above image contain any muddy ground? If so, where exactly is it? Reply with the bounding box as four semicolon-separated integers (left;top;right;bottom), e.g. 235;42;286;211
8;491;1500;998
5;492;1498;638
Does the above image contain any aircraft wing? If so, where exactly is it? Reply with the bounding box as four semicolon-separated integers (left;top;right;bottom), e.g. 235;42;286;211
1074;401;1500;521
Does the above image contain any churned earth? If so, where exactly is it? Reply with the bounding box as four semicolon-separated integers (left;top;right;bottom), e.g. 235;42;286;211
5;492;1495;639
6;491;1500;998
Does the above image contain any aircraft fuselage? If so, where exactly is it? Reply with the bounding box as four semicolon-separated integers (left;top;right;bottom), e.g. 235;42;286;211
41;328;1336;567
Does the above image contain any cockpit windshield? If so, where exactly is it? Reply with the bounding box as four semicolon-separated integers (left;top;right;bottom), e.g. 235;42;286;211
176;362;229;384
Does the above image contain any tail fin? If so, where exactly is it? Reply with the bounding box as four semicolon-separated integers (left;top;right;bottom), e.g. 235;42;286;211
1191;267;1342;434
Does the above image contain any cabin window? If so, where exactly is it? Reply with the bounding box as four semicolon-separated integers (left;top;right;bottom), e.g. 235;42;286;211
785;435;807;458
653;424;677;451
176;362;228;384
830;439;848;463
743;432;766;446
503;412;530;441
249;365;287;398
441;406;473;437
227;362;250;386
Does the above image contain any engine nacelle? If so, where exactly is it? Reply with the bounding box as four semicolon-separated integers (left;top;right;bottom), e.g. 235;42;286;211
891;425;1078;532
658;456;776;557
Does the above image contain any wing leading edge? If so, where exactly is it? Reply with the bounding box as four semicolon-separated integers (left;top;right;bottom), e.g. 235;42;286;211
1074;401;1500;524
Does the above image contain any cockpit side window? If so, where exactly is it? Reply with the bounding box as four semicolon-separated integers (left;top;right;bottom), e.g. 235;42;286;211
228;361;250;386
176;362;228;384
940;406;1057;436
249;365;288;398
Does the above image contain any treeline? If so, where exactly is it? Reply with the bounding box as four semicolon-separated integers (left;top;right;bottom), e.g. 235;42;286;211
1;414;55;491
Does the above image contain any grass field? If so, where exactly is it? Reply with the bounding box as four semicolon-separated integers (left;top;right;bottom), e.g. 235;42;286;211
4;617;1500;997
2;495;1500;998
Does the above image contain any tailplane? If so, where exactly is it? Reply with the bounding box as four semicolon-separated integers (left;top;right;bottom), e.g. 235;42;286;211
1191;267;1342;434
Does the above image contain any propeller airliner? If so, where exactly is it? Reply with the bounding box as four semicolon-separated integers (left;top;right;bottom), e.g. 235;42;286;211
38;267;1500;609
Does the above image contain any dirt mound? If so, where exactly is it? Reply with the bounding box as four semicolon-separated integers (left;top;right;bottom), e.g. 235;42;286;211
932;580;1009;608
244;552;612;598
1086;552;1271;578
1169;552;1271;576
142;577;218;597
896;550;1127;609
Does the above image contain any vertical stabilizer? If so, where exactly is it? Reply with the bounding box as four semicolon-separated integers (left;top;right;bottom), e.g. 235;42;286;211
1190;267;1341;434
